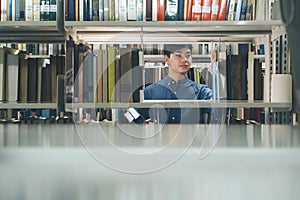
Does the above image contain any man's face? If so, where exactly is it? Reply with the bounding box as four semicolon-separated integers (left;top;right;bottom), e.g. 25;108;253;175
165;47;192;75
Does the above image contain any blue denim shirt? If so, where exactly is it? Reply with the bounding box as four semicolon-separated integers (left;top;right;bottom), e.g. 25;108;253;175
136;75;213;124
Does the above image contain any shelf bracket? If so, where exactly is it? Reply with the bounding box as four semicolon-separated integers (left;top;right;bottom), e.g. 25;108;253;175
271;26;287;41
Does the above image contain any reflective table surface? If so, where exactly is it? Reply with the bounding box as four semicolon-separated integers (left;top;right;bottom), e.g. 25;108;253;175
1;123;300;200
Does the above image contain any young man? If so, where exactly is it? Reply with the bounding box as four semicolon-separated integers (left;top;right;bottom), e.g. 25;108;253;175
134;44;213;124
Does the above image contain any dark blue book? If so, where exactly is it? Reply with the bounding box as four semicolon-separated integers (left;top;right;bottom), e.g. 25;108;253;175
178;0;184;21
68;0;75;20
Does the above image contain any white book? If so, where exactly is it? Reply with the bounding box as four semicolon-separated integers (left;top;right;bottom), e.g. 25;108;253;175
235;0;243;21
25;0;33;21
152;0;157;21
6;54;19;102
114;0;119;21
79;0;84;21
99;0;104;20
33;0;40;21
1;0;8;21
127;0;137;21
0;48;5;101
119;0;127;21
103;0;109;21
255;0;266;20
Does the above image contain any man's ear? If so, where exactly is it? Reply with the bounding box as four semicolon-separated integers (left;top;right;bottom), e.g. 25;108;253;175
164;55;170;64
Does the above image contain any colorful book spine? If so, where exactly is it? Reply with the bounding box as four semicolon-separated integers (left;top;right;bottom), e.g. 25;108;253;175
165;0;178;20
210;0;219;20
191;0;202;21
201;0;211;20
107;46;116;102
157;0;165;21
186;0;193;20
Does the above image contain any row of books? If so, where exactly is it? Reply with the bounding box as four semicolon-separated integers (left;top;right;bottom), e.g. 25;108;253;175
0;0;57;21
0;43;65;56
0;108;73;123
0;46;65;103
65;0;265;21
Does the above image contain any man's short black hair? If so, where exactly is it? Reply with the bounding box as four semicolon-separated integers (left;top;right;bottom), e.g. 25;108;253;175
164;44;193;57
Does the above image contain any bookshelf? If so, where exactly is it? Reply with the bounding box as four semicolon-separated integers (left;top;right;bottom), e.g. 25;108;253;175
64;20;285;43
0;0;293;124
0;0;66;43
0;0;67;122
64;19;290;124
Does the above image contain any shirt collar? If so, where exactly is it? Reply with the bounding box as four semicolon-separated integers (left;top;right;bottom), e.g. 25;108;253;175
163;75;189;86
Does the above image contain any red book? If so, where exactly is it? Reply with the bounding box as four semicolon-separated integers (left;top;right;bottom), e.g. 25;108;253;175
191;0;202;21
211;0;219;20
186;0;193;20
157;0;165;21
201;0;212;20
217;0;228;20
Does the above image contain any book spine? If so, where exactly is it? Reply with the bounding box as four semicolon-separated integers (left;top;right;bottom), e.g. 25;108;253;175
186;0;193;20
103;0;109;21
235;0;242;21
128;0;137;21
178;0;184;20
224;0;230;20
99;0;104;20
119;0;127;21
157;0;165;21
146;0;152;21
49;0;56;20
191;0;202;21
0;48;5;101
210;0;219;20
107;46;116;102
239;0;247;20
201;0;211;20
40;0;50;21
137;0;143;21
6;54;19;102
165;0;178;21
227;0;236;21
79;0;84;21
108;0;115;21
87;0;93;21
1;0;8;21
114;0;119;20
93;0;99;20
68;0;75;20
152;0;157;21
25;0;33;21
15;0;21;20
